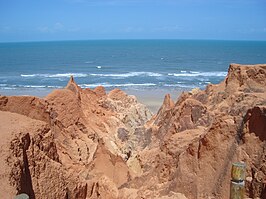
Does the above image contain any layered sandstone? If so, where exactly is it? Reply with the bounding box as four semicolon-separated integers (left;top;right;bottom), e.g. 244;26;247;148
0;63;265;199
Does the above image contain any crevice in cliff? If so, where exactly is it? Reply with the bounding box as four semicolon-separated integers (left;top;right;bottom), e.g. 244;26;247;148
18;133;35;199
244;106;266;142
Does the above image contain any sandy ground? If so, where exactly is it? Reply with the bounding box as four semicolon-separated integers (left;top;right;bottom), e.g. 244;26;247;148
0;111;46;199
0;111;18;199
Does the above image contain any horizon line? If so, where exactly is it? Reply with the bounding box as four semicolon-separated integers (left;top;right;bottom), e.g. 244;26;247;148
1;38;266;44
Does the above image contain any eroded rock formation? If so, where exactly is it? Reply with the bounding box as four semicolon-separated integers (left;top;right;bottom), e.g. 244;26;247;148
123;64;266;199
0;63;265;199
0;77;152;198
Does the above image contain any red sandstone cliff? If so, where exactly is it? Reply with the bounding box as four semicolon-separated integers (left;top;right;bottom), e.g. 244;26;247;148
122;64;266;199
0;63;265;199
0;76;152;199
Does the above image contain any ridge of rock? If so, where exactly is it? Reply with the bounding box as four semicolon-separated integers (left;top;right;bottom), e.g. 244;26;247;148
126;64;266;198
0;76;153;198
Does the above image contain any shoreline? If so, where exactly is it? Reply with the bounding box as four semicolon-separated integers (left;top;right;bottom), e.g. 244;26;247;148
0;87;187;113
125;88;185;113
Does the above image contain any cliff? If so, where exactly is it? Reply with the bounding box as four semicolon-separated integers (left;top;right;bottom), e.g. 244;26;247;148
122;63;266;198
0;63;265;199
0;76;152;199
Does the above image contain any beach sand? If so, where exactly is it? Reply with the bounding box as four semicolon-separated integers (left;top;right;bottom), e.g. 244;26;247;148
125;88;185;113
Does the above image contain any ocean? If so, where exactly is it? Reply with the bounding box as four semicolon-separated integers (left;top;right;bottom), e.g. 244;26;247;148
1;39;266;96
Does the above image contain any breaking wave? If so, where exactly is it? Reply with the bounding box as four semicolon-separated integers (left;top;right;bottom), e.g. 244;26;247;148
80;83;157;88
21;72;162;78
89;72;162;77
168;71;227;77
21;73;88;78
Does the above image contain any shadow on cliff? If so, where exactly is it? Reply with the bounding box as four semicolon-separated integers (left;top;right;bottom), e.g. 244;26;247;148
19;133;35;199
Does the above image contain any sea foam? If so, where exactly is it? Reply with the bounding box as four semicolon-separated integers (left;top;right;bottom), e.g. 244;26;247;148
89;72;162;78
21;73;88;78
168;71;227;77
80;83;156;88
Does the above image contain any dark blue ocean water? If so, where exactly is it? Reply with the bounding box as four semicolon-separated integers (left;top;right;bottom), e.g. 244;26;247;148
0;40;266;94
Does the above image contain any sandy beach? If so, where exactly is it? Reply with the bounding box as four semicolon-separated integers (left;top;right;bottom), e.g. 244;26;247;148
125;88;185;113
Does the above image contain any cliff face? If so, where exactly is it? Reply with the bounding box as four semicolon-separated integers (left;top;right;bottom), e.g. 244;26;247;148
0;64;265;199
0;77;152;198
124;64;266;199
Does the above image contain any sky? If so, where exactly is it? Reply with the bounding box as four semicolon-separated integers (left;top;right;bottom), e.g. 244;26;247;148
0;0;265;42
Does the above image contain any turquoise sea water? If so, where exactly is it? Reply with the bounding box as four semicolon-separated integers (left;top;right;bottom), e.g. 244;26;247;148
0;40;266;95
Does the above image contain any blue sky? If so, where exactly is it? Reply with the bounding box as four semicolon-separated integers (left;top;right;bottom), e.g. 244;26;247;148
0;0;265;42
